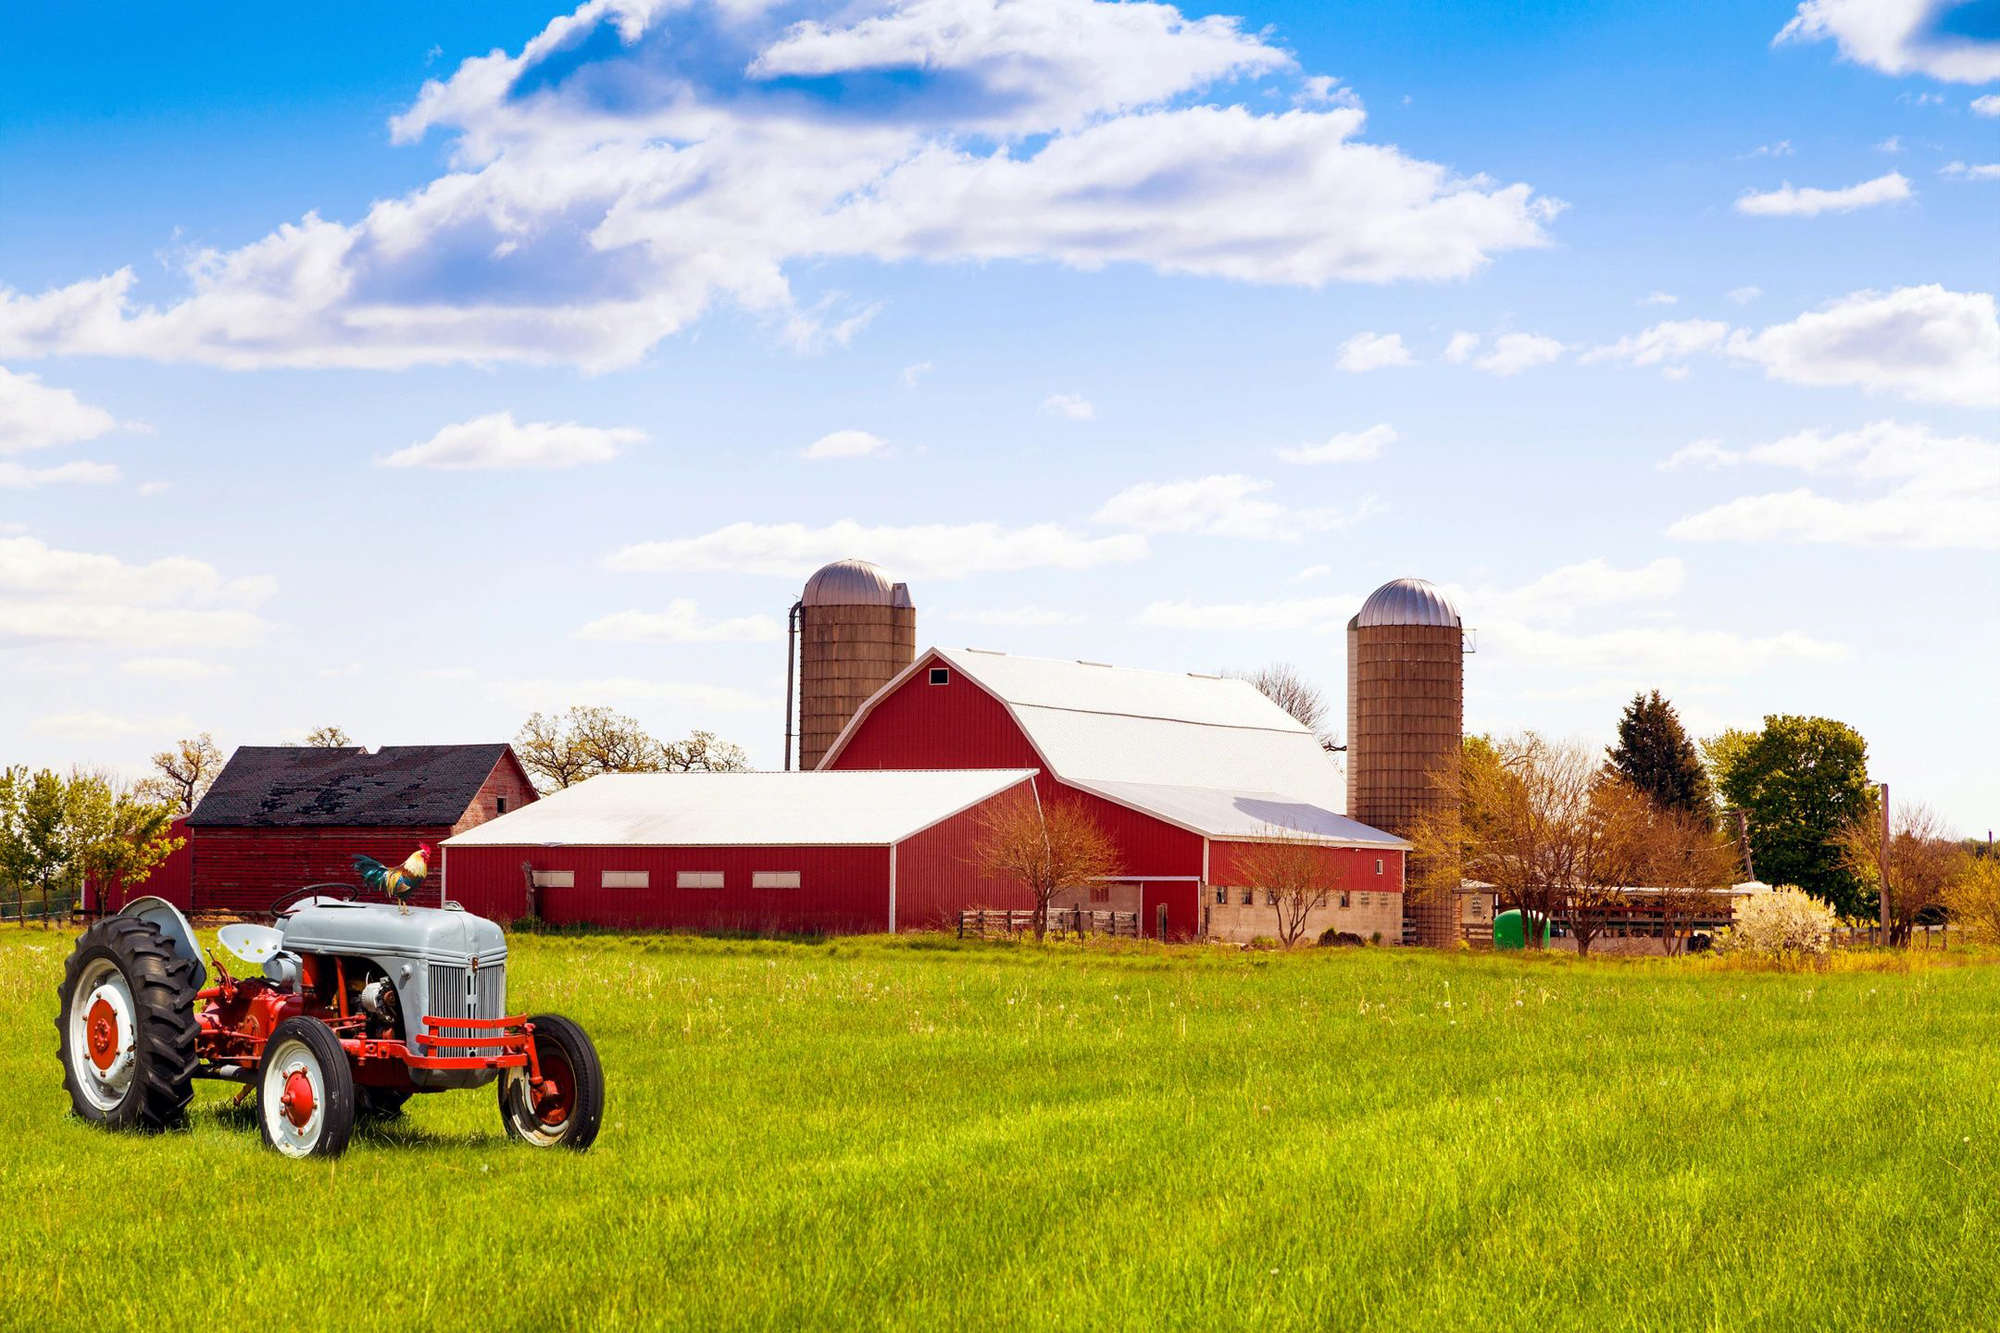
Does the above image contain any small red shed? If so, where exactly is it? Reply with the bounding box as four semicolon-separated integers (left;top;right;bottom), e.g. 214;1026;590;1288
819;647;1410;941
442;768;1039;933
183;744;537;915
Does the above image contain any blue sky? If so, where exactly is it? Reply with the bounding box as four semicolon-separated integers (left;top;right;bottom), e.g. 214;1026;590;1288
2;0;1995;829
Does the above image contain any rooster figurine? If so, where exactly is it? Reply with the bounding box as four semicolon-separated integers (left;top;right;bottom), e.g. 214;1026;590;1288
352;844;432;914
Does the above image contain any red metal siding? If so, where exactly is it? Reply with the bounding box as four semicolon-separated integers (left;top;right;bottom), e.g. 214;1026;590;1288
1206;841;1405;898
444;844;894;934
193;826;456;916
823;652;1044;771
891;781;1038;930
87;818;193;913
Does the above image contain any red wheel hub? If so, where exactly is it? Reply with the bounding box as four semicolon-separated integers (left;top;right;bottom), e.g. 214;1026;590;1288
530;1053;576;1128
85;997;120;1072
278;1070;316;1128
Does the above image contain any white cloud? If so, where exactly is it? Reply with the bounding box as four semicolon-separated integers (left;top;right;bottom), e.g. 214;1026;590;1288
900;361;933;388
1134;595;1355;632
1875;135;1903;152
1775;0;2000;83
1292;563;1332;581
607;519;1147;580
1581;319;1731;369
942;605;1086;627
381;411;641;470
1975;94;2000;116
1441;331;1480;362
1726;284;2000;407
0;2;1560;372
1336;331;1414;372
1641;291;1679;306
122;657;233;680
1741;140;1796;158
1482;621;1851;674
1727;285;1764;305
0;534;272;648
33;710;194;737
576;600;783;642
1278;423;1393;464
801;429;888;459
0;365;120;454
1479;557;1686;624
1940;161;2000;180
1095;474;1357;540
0;460;121;488
1658;438;1739;471
1040;393;1096;420
137;480;172;497
1473;331;1566;375
1666;420;1997;549
484;674;770;713
1734;171;1911;216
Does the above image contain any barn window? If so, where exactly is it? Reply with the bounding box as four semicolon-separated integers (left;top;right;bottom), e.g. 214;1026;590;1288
676;871;724;890
1089;885;1110;904
1339;892;1350;908
1359;893;1370;907
1214;886;1227;905
1375;858;1384;875
1240;888;1253;906
753;871;802;890
530;870;574;889
1264;890;1277;907
495;795;509;814
601;871;649;889
929;666;950;685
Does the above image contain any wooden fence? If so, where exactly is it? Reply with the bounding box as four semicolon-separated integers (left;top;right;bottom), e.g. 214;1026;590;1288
958;908;1141;940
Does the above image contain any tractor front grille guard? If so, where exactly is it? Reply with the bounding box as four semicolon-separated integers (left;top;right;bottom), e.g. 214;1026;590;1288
409;1014;541;1072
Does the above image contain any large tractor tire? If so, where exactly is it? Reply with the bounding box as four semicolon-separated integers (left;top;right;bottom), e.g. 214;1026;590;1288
258;1018;356;1159
56;915;199;1131
498;1013;604;1151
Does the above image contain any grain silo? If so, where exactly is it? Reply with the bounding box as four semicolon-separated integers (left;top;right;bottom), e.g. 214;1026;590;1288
787;559;916;771
1346;577;1464;947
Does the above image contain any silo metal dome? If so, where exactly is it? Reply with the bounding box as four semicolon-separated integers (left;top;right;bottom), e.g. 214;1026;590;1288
1354;577;1461;629
802;558;898;607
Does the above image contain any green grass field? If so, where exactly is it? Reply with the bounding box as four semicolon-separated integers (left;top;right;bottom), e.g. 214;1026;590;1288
2;927;1996;1331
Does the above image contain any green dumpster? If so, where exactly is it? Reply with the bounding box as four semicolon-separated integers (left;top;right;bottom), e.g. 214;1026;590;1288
1492;909;1551;950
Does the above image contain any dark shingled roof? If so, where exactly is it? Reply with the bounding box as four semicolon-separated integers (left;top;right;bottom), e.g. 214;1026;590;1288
187;744;514;828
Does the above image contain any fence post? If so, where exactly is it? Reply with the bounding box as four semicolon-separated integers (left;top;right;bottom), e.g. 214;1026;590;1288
1155;902;1169;942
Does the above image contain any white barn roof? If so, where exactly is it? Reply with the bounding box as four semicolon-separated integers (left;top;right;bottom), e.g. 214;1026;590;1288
823;647;1349;813
444;768;1035;849
1071;780;1410;849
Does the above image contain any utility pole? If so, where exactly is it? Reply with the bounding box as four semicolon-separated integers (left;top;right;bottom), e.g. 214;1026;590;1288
1877;781;1892;946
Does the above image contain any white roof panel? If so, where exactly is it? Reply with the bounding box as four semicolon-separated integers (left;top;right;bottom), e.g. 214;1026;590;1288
934;648;1305;731
444;769;1035;849
1071;780;1409;848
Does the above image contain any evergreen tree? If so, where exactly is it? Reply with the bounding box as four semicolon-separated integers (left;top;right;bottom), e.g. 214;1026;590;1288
1712;714;1874;917
1607;690;1712;822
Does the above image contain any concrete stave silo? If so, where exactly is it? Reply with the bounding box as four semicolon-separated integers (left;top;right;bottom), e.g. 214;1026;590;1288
788;559;916;771
1346;577;1464;947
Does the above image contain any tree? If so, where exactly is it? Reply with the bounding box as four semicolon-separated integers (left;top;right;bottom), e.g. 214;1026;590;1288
1407;733;1650;954
659;730;749;774
137;733;225;814
1710;715;1874;918
1232;663;1340;752
1235;826;1340;948
1835;801;1960;945
971;789;1122;942
301;725;353;748
1608;690;1713;822
67;774;183;911
1639;802;1742;955
13;769;69;925
1943;855;2000;946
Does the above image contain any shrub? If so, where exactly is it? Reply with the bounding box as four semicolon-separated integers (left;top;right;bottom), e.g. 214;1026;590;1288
1248;935;1281;951
1943;856;2000;946
1317;929;1365;947
1713;886;1837;958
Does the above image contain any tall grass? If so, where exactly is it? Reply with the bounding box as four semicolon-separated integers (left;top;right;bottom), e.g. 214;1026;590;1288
1;928;1995;1331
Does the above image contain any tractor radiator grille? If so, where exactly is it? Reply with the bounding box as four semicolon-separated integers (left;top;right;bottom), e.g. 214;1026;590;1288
428;961;508;1058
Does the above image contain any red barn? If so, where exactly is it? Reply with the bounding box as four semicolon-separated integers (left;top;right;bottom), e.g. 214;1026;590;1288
442;768;1038;933
183;744;537;915
820;648;1410;941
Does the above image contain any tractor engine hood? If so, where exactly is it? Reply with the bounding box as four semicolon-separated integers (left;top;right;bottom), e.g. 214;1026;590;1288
279;900;507;968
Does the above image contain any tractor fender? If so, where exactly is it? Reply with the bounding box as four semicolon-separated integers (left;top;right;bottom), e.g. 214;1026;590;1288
118;895;207;990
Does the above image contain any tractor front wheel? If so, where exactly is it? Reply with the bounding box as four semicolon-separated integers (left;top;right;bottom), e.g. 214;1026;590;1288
258;1018;356;1159
499;1013;603;1151
56;916;198;1131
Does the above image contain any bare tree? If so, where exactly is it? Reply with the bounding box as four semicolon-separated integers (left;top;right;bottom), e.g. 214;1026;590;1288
136;733;225;814
1837;801;1960;945
515;708;749;792
301;725;353;748
660;730;749;773
971;788;1122;942
1640;802;1742;955
1232;663;1340;752
1235;826;1340;947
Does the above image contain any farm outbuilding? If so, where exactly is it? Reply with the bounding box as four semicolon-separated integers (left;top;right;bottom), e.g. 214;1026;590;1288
818;646;1410;941
180;744;537;914
441;768;1040;933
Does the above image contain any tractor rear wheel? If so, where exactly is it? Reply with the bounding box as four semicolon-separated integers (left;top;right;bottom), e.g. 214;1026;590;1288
258;1018;355;1159
55;916;199;1131
498;1013;603;1151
